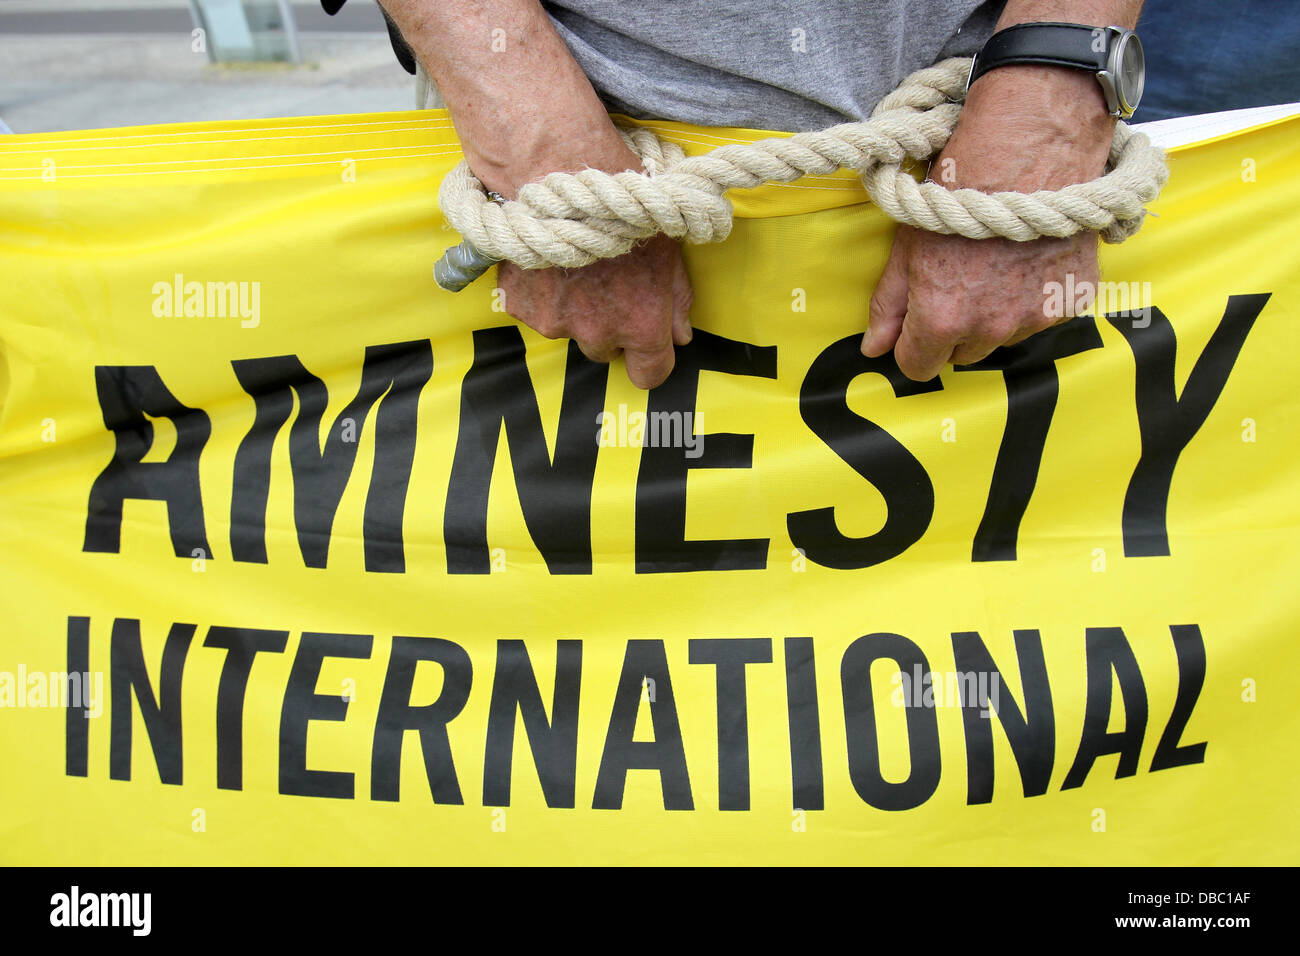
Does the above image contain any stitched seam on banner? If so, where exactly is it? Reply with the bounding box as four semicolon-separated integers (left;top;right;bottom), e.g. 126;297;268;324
0;128;460;156
0;144;460;173
0;117;455;148
0;152;455;181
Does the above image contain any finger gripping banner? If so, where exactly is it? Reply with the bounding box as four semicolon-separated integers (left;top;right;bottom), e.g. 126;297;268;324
0;110;1296;864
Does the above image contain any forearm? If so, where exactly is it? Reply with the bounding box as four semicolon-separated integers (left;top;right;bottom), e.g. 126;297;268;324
378;0;639;197
943;0;1145;191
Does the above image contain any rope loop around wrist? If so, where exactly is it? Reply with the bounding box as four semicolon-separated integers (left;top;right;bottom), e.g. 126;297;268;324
434;57;1169;289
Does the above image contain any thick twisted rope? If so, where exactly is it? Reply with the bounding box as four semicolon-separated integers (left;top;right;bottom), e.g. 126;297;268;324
435;57;1168;286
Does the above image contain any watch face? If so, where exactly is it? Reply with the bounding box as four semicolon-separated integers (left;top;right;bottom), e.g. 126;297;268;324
1117;33;1145;113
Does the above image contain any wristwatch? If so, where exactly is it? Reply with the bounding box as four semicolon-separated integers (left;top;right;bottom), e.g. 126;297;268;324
967;21;1146;119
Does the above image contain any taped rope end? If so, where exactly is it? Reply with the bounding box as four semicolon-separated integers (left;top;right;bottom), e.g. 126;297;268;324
433;238;500;293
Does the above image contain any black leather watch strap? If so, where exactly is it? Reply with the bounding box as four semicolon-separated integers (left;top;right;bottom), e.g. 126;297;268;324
968;21;1109;87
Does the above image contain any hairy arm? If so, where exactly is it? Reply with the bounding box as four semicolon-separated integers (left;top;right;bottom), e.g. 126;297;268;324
380;0;692;388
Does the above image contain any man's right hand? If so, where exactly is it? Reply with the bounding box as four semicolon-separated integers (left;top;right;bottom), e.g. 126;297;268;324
499;235;693;389
379;0;692;389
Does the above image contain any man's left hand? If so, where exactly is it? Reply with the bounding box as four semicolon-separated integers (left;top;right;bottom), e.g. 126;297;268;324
863;62;1117;380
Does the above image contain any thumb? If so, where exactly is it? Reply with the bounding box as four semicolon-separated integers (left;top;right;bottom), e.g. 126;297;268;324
863;230;911;357
624;344;676;390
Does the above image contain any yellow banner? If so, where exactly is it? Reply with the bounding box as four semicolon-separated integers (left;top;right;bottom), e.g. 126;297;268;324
0;109;1296;865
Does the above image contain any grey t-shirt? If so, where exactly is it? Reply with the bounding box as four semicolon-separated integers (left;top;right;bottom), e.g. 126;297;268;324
543;1;1006;132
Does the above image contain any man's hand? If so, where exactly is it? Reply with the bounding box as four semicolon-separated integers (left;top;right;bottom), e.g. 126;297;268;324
483;132;692;391
866;224;1097;380
499;234;693;388
864;0;1142;380
380;0;690;389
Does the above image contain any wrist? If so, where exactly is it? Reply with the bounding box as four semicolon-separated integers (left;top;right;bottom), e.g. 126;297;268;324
386;0;643;198
443;72;642;197
939;65;1114;192
465;117;643;199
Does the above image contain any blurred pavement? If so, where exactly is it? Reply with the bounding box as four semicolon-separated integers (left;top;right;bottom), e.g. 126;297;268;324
0;0;420;133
